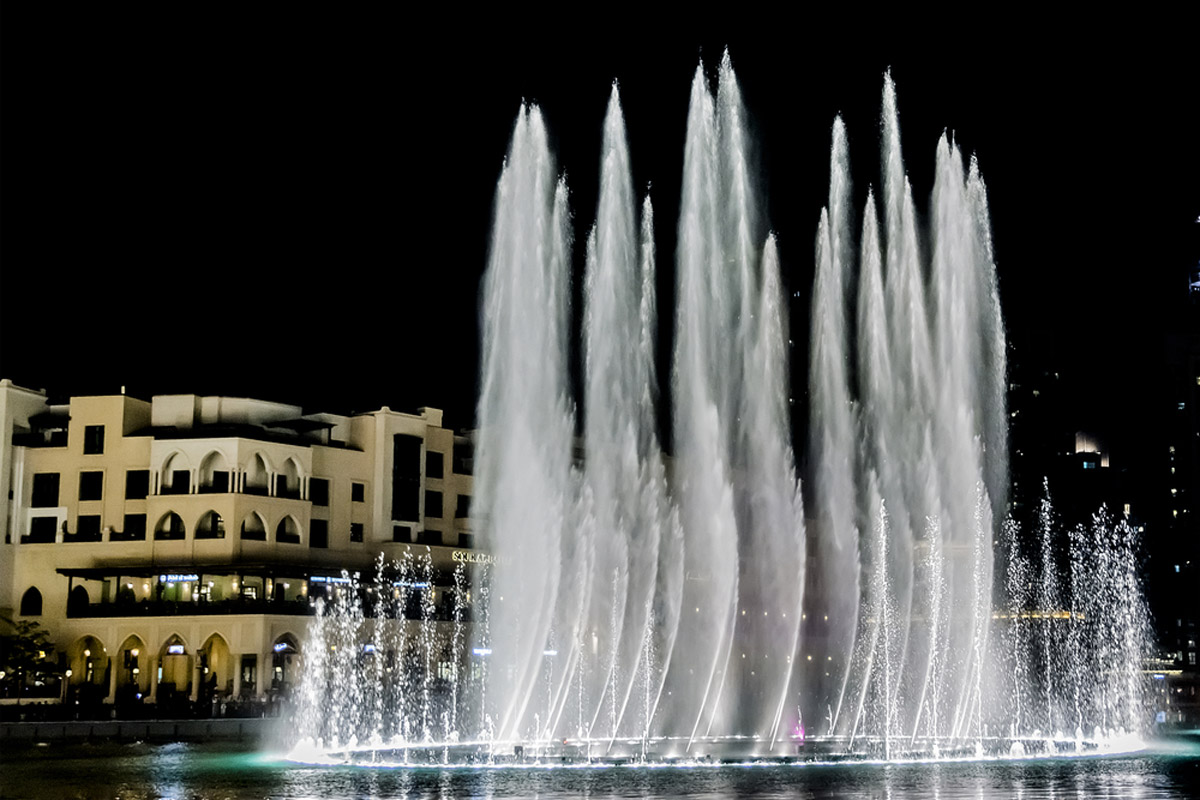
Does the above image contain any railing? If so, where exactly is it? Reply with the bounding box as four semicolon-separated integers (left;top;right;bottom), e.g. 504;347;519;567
67;597;473;622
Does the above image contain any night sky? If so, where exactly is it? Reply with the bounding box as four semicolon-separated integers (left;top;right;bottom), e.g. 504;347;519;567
2;16;1197;476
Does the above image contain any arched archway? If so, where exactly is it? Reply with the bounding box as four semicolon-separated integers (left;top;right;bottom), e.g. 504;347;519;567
154;511;186;540
157;633;192;709
66;635;108;705
160;451;191;495
240;511;267;541
196;510;225;539
244;452;271;495
19;586;42;616
199;633;232;703
275;515;300;545
68;584;90;615
115;634;149;704
271;633;300;692
277;457;302;499
198;450;231;493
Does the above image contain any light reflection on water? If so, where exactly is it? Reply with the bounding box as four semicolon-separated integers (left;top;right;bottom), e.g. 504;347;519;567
1;742;1198;799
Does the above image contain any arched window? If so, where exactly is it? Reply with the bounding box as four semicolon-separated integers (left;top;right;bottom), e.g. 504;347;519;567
240;512;266;541
154;512;186;540
68;585;90;615
20;586;42;616
198;451;230;494
244;453;270;496
196;511;225;539
277;458;302;499
160;452;191;495
275;516;300;544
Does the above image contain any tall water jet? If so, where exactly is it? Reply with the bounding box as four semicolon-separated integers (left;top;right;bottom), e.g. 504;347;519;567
474;103;576;745
287;58;1153;767
807;118;861;736
805;71;1010;753
579;85;675;744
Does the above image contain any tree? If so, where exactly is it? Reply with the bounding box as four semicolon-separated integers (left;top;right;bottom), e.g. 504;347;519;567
0;618;56;703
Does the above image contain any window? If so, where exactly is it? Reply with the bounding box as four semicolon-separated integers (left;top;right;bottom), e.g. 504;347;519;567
195;511;225;539
74;515;102;541
418;529;441;546
351;482;365;503
125;470;150;500
425;490;443;519
155;512;186;540
392;435;421;521
118;514;147;541
458;532;474;549
20;587;42;616
79;471;104;502
276;517;300;544
426;451;444;479
456;494;471;519
453;441;474;475
350;522;364;543
83;425;105;454
241;514;267;541
26;516;57;543
1191;652;1197;666
392;525;411;543
310;478;330;507
31;473;60;508
310;519;329;548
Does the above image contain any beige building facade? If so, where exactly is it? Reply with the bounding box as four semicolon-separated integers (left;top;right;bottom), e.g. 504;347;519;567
0;380;475;708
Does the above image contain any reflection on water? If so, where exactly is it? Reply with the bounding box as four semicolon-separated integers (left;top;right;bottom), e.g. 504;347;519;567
1;742;1198;799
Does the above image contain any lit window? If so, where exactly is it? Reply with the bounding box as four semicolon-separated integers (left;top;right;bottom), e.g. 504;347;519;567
1180;403;1187;411
1173;488;1178;496
1177;565;1182;573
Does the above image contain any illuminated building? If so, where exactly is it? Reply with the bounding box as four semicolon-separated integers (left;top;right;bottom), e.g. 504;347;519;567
0;380;474;710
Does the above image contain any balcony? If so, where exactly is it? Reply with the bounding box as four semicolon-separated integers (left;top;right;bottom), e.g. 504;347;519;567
65;596;470;622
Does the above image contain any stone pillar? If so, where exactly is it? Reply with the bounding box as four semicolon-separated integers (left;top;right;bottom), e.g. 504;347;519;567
231;654;243;698
147;655;159;702
257;650;271;700
189;656;201;702
105;656;118;703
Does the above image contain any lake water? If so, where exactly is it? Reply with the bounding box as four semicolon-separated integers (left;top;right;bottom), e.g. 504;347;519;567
2;741;1199;799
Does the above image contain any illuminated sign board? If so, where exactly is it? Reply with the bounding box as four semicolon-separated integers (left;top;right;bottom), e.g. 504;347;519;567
167;645;185;655
160;574;199;582
273;642;292;653
452;550;503;565
310;575;352;585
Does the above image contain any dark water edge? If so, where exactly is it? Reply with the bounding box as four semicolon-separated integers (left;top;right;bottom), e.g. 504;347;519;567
2;739;1199;800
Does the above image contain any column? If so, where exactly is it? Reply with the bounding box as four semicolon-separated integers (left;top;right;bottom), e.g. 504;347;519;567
105;656;118;703
256;650;270;700
147;655;159;702
231;654;243;698
189;656;201;702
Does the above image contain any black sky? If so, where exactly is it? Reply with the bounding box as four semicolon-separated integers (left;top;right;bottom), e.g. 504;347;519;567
1;16;1197;461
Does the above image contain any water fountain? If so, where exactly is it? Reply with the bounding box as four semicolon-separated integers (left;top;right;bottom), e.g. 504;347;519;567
288;52;1151;766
